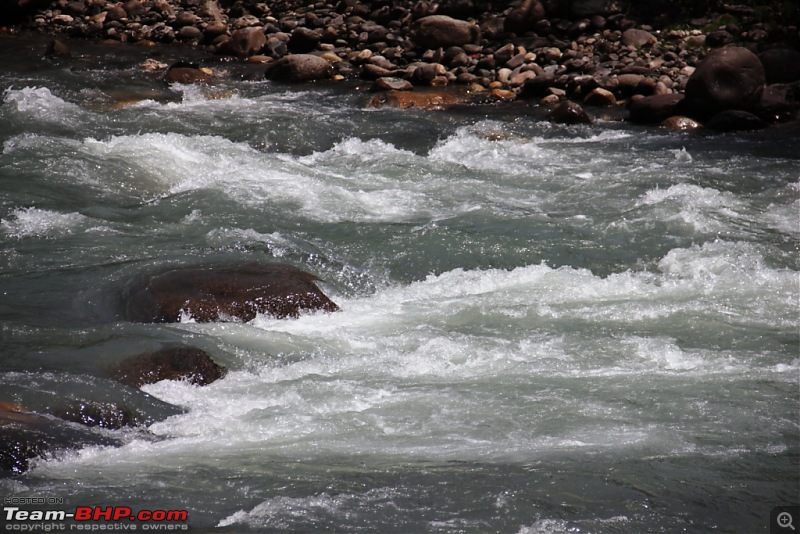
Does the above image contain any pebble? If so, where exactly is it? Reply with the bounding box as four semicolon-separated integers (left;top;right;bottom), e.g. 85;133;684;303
16;0;796;130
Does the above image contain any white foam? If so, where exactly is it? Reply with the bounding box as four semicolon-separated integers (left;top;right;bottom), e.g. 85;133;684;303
762;198;800;237
3;86;83;123
1;207;88;238
205;228;297;257
635;183;746;233
217;487;399;529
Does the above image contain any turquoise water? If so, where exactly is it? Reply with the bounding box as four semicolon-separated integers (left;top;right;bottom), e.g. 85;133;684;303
0;36;798;533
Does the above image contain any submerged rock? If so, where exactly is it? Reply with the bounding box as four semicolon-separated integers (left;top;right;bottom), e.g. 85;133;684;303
124;262;339;323
164;62;214;84
1;408;118;475
107;346;227;388
370;89;469;110
53;401;141;429
548;101;593;124
705;109;766;131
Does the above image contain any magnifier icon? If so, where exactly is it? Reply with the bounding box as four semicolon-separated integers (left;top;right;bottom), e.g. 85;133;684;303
778;511;796;531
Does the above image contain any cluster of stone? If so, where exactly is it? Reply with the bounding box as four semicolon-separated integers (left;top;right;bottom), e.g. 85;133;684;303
15;0;798;128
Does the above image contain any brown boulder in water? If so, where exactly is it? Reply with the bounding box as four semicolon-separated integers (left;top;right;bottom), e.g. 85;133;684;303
265;54;332;82
53;401;140;429
548;101;593;124
0;407;118;475
107;346;227;388
125;263;339;323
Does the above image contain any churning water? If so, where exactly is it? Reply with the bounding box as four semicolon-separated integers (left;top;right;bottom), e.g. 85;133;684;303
0;36;798;533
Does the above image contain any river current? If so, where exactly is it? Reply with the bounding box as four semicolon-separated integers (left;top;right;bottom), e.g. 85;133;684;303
0;36;798;533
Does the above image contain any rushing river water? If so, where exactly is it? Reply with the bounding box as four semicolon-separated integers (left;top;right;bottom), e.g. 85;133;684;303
0;36;798;533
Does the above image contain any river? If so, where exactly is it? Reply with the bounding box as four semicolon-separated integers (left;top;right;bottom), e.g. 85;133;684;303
1;35;798;533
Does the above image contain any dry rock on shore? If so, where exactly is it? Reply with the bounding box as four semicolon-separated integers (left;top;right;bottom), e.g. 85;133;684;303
683;46;766;120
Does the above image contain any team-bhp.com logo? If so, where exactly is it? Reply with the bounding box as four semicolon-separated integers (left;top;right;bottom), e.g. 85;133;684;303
4;506;189;531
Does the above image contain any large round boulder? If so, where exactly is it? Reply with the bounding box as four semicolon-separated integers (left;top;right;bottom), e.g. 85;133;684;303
683;46;765;120
410;15;481;50
265;54;333;82
125;263;339;323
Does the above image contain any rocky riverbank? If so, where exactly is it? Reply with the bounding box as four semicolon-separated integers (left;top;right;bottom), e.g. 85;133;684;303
3;1;800;127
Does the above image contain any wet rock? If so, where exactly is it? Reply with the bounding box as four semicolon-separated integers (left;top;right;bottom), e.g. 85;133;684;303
107;346;227;388
757;84;798;123
489;88;517;101
265;54;333;82
583;87;617;106
411;62;447;85
164;62;213;84
683;46;765;120
1;408;118;475
362;64;398;80
125;263;338;323
548;100;593;124
53;401;139;429
628;93;684;123
504;0;546;36
373;77;413;91
660;116;702;131
45;38;71;59
370;89;469;110
705;110;767;131
410;15;481;50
